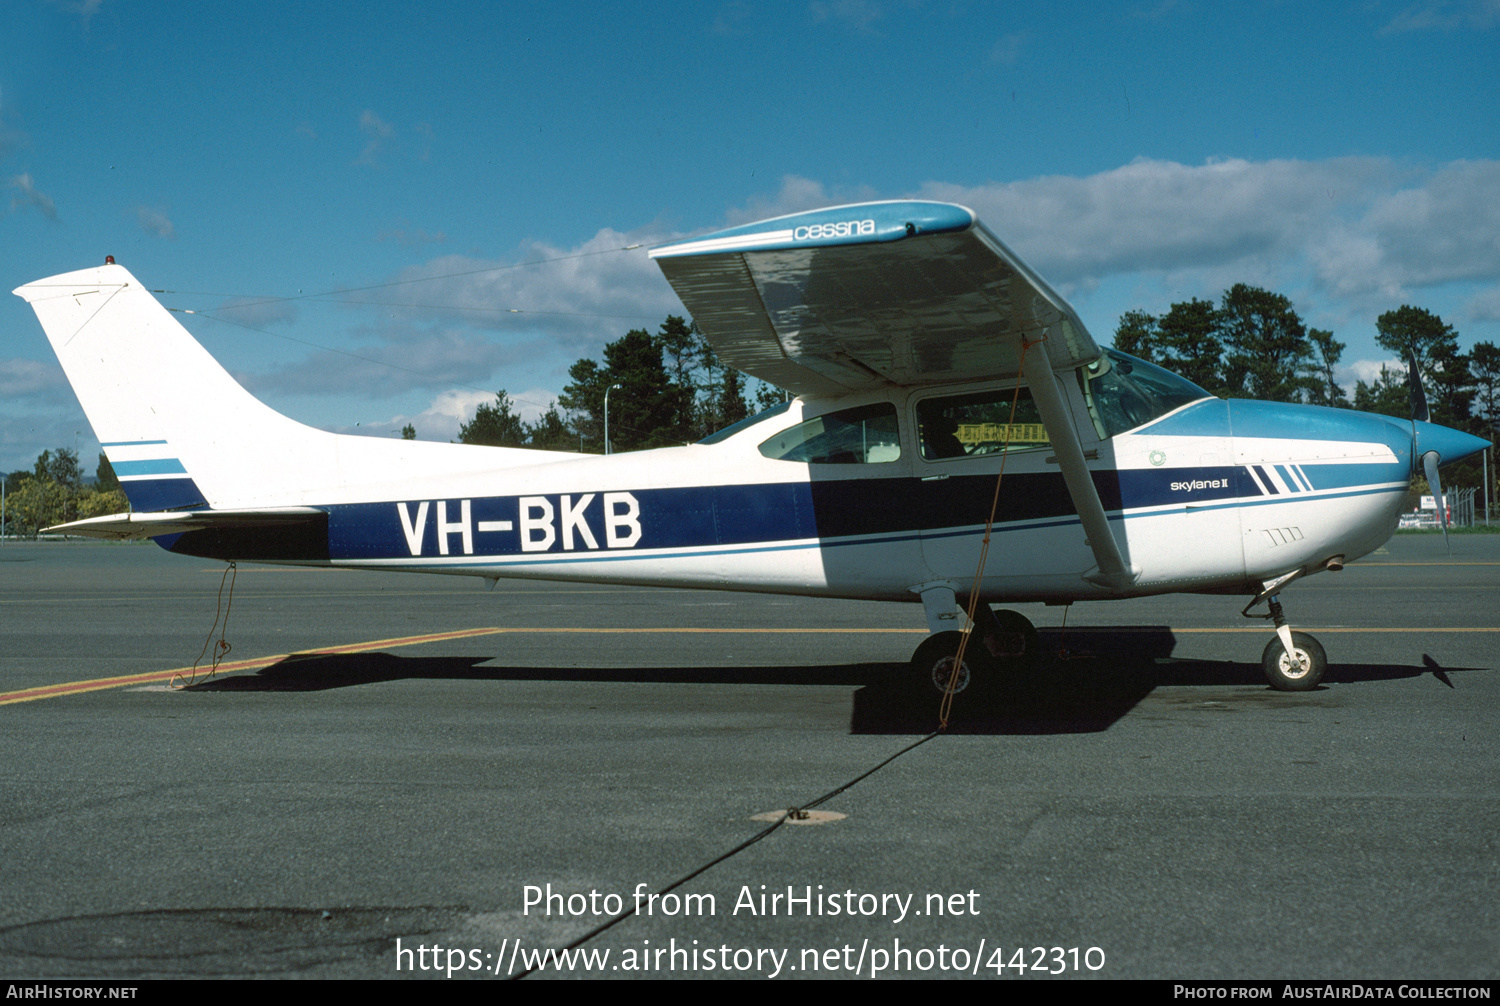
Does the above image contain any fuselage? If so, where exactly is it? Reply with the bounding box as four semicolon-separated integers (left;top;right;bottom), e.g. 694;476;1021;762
155;355;1421;606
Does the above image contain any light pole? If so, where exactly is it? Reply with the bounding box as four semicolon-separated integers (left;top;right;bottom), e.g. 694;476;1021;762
603;383;622;455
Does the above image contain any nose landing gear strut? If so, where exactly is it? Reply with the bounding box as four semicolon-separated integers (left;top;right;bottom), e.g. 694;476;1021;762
1242;568;1332;691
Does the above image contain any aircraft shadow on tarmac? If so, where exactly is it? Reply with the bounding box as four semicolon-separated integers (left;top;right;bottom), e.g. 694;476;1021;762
184;626;1474;737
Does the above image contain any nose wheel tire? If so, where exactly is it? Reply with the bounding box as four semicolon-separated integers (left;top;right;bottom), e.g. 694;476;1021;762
1261;632;1326;691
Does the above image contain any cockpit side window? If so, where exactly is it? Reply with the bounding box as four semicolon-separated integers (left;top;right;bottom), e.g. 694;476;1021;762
915;386;1050;461
1081;349;1212;438
758;402;901;464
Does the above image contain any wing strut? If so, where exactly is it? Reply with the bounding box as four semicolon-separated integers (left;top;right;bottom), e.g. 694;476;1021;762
1022;338;1136;590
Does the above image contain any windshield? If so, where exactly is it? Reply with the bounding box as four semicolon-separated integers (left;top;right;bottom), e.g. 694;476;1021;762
1083;349;1212;437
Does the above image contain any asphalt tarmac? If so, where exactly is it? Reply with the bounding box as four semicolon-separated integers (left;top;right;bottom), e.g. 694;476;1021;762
0;533;1495;980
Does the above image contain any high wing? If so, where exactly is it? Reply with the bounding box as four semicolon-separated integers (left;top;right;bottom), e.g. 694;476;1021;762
651;200;1134;588
649;201;1100;395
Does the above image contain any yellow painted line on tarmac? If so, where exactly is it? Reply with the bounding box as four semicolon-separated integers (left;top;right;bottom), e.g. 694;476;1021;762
0;626;927;707
0;588;654;604
498;626;918;632
9;624;1497;708
0;626;510;707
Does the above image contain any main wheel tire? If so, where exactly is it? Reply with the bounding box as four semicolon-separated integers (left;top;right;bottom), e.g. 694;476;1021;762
1262;632;1327;691
986;609;1041;674
911;631;989;697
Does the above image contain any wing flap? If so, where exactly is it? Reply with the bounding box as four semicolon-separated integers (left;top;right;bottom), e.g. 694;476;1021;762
655;252;850;397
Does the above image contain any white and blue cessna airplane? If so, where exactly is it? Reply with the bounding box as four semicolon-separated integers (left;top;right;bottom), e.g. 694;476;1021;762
15;201;1489;697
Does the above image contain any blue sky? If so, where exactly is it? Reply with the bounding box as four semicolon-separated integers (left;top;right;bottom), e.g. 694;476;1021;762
3;0;1497;473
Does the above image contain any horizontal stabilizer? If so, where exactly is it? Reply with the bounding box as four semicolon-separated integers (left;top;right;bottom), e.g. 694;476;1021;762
44;507;325;541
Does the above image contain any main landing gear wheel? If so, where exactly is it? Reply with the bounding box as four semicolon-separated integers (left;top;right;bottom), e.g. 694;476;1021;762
908;606;1045;702
1261;632;1326;691
911;631;988;698
984;609;1041;675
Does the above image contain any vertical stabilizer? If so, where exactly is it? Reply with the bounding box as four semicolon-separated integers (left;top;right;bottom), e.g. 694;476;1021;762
15;264;316;510
14;264;569;512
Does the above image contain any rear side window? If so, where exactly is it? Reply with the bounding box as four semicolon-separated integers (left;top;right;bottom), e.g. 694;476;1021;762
758;402;901;464
916;387;1050;461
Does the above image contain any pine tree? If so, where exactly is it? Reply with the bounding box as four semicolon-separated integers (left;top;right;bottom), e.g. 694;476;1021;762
459;391;528;447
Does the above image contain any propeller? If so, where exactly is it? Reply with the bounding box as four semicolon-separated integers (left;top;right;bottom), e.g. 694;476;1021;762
1407;354;1429;424
1407;354;1449;552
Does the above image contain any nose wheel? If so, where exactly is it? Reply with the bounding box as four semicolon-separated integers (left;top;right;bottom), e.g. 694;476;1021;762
1244;585;1327;691
1261;631;1326;691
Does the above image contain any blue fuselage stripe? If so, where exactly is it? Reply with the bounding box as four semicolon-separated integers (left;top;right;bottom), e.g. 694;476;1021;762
332;482;1407;571
159;463;1405;565
308;468;1403;562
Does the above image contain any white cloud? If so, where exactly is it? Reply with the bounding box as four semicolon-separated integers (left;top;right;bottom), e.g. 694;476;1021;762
989;32;1025;66
355;110;394;166
723;174;880;226
0;357;67;399
1323;160;1500;294
204;156;1500;424
0;400;92;474
0;94;23;162
356;224;680;351
47;0;106;28
914;157;1500;309
390;388;496;441
1381;0;1500;33
724;175;830;225
1344;358;1402;386
1469;286;1500;322
240;326;547;399
377;223;447;247
366;386;562;443
8;172;57;219
711;0;753;34
1129;0;1181;20
809;0;884;33
212;297;298;328
209;225;681;407
919;158;1385;282
133;205;176;239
